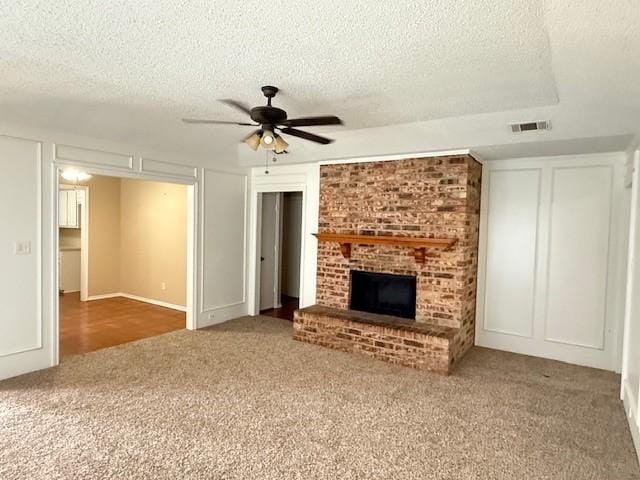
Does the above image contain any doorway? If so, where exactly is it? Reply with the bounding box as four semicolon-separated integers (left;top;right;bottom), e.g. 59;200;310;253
56;170;194;358
259;191;303;320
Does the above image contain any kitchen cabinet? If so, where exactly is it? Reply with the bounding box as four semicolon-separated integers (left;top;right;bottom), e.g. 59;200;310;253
58;189;82;228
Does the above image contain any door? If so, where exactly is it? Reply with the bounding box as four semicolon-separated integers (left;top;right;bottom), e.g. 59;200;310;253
260;193;279;311
476;155;628;371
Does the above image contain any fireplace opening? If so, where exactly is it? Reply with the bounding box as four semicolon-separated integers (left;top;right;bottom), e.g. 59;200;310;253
349;270;416;320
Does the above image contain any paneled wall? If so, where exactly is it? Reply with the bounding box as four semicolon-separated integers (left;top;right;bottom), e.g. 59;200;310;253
476;153;629;371
200;169;248;322
0;136;46;379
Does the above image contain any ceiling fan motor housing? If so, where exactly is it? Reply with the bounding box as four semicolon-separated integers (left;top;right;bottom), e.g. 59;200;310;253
250;106;287;126
251;86;286;125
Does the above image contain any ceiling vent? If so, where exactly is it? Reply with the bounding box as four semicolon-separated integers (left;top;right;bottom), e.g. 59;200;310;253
510;120;551;133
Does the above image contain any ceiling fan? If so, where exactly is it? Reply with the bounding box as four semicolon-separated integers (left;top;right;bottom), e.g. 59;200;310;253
182;86;343;153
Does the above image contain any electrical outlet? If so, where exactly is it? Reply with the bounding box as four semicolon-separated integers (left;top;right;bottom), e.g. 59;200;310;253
161;282;166;290
208;313;215;320
14;241;31;255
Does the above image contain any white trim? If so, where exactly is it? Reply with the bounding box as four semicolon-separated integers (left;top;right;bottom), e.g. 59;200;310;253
186;182;197;330
621;150;640;394
54;143;134;171
118;293;187;312
86;292;121;301
85;292;186;312
318;148;477;166
274;192;283;310
623;378;640;464
79;186;89;301
248;163;318;316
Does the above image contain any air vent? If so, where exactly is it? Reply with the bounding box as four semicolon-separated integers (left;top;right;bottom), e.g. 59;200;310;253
510;121;551;133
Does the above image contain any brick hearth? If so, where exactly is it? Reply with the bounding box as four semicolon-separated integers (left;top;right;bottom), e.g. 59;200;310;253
294;305;456;373
294;154;482;374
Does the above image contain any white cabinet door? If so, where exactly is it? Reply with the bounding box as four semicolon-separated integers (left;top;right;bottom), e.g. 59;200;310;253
58;190;68;227
59;189;80;228
66;190;78;228
476;154;627;371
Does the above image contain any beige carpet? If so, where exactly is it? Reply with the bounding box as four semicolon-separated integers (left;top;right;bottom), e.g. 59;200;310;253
1;316;638;479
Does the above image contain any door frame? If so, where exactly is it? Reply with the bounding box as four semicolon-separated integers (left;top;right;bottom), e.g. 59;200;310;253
52;164;198;365
254;189;303;314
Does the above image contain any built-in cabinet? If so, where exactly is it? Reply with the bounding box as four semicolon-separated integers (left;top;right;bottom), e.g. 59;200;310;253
58;189;84;228
476;153;629;371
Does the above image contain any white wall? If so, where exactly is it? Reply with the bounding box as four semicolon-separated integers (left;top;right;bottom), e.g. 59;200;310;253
476;153;629;371
0;123;249;380
621;148;640;463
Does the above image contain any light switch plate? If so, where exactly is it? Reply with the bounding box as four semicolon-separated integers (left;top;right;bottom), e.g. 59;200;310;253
14;241;31;255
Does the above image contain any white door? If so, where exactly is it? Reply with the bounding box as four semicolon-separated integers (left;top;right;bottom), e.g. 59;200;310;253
476;154;628;371
259;193;280;311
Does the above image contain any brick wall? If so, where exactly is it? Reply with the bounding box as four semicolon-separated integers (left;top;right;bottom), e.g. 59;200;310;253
315;154;482;360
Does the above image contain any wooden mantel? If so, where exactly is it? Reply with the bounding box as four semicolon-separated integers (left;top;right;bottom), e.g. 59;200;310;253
313;233;457;264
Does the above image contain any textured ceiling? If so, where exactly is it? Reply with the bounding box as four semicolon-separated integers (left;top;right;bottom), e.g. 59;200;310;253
0;0;638;161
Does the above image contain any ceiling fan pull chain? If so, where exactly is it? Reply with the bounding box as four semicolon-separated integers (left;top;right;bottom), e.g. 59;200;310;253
264;150;269;175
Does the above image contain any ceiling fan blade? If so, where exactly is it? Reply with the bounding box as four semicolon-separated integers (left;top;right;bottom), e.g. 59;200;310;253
219;99;253;116
182;118;256;126
280;115;343;127
279;127;334;145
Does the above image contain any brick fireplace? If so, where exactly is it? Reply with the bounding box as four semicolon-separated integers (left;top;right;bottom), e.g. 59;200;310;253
293;154;482;374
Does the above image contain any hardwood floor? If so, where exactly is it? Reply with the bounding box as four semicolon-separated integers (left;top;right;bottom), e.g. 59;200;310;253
260;295;299;321
59;292;185;357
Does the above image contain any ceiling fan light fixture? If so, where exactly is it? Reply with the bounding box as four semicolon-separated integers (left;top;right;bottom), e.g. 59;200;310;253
61;169;91;182
274;134;289;154
260;129;276;150
244;131;262;151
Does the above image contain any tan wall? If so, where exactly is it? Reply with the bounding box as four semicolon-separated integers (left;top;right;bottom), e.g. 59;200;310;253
59;228;81;249
119;178;187;306
85;176;121;296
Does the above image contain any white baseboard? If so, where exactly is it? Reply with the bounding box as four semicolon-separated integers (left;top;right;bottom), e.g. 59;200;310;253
118;293;187;312
61;289;80;294
86;293;121;301
622;380;640;465
85;292;186;312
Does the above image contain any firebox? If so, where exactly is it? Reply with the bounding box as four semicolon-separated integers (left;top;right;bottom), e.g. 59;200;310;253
349;270;416;320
